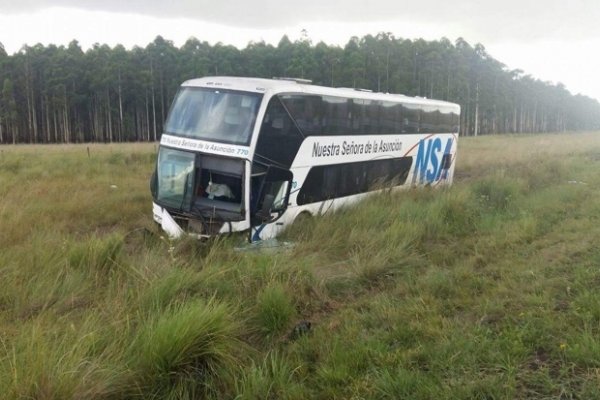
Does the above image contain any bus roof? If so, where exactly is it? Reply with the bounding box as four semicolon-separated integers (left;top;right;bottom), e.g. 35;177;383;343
181;76;460;111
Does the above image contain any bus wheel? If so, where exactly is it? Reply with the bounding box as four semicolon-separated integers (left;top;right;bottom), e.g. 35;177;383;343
288;211;314;238
294;211;313;225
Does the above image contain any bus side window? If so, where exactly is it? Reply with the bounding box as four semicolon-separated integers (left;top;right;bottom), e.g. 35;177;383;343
451;112;460;133
279;94;323;136
402;105;420;133
421;106;447;134
297;158;413;206
352;99;380;135
255;97;304;169
381;101;402;134
322;96;351;135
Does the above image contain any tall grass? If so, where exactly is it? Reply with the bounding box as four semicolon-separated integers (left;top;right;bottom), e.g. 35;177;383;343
121;300;242;399
255;283;296;339
2;132;600;398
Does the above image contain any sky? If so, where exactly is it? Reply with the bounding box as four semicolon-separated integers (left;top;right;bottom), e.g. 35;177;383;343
1;1;599;101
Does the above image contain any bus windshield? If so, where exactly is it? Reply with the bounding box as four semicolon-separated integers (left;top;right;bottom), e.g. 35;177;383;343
165;87;262;145
156;147;195;209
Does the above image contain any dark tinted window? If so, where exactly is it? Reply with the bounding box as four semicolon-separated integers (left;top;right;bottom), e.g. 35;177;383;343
402;105;420;133
322;96;351;135
421;106;440;134
279;94;323;136
451;112;460;133
280;93;457;136
438;111;454;133
255;97;304;169
352;99;381;135
380;101;403;134
297;157;413;205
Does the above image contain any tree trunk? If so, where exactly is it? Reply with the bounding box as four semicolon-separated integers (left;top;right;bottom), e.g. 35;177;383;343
151;70;157;141
107;89;113;143
118;71;124;142
473;81;479;137
32;85;38;143
145;89;151;141
159;69;165;130
63;104;69;143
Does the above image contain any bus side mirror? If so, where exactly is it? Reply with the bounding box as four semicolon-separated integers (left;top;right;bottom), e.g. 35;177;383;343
256;194;275;221
254;167;293;223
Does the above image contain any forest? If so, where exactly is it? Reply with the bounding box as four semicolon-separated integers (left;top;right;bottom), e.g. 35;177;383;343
0;33;599;144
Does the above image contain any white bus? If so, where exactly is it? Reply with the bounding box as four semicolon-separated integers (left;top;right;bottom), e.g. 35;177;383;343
150;77;460;241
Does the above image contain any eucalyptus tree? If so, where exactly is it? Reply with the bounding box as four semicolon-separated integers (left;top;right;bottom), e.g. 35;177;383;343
2;78;17;143
0;34;598;144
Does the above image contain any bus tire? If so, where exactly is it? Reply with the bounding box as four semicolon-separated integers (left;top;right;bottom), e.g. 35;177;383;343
294;211;313;225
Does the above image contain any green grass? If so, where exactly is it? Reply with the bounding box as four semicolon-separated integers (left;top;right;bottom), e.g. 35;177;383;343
2;132;600;398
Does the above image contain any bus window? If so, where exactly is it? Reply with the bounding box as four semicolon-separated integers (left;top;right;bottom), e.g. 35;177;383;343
380;101;403;134
279;94;323;136
451;112;460;133
351;100;364;134
420;106;434;133
352;99;381;135
165;87;261;145
402;105;420;133
322;96;351;135
364;100;381;134
438;108;455;133
297;157;413;205
421;105;447;133
255;97;304;169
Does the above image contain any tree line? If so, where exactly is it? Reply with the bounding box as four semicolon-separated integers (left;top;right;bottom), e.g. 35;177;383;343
0;33;599;144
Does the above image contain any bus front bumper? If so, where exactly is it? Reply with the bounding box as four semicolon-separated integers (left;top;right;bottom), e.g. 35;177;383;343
152;202;185;238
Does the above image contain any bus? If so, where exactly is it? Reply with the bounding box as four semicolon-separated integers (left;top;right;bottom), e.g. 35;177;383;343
150;77;460;242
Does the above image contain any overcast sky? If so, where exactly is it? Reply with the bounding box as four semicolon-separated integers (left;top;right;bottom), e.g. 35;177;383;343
1;0;599;101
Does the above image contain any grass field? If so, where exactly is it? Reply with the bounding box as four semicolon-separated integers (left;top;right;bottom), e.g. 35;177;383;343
2;132;600;399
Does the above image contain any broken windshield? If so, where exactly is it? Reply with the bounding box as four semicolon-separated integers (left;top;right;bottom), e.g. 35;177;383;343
156;147;195;210
165;87;262;145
